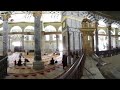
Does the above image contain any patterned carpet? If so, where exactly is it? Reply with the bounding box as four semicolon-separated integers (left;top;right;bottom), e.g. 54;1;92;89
5;52;66;79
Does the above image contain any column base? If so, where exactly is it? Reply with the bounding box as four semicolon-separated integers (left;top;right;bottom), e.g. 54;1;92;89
33;61;44;70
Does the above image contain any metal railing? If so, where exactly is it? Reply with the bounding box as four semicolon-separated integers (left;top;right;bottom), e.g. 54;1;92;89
56;53;86;79
0;56;8;79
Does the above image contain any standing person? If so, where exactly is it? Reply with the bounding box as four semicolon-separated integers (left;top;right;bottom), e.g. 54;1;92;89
62;55;67;69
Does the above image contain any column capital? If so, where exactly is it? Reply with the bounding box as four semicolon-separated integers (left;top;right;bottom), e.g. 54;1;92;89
33;11;42;17
1;13;11;21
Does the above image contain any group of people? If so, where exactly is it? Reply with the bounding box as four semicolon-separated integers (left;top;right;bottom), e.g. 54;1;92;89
14;52;68;70
14;53;30;66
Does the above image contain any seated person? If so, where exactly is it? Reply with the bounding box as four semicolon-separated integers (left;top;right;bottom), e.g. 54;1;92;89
50;58;55;65
17;58;22;66
24;58;30;62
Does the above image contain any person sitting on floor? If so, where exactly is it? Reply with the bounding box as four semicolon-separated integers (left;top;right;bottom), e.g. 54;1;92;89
50;58;55;65
17;58;22;66
24;58;30;62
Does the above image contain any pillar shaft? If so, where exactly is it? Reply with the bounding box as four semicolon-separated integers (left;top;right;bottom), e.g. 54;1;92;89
8;35;10;51
67;26;71;65
2;13;10;56
22;29;24;51
92;35;94;52
115;28;118;48
73;32;75;51
33;11;44;70
34;15;42;61
79;32;81;50
95;21;99;54
108;24;112;51
56;34;59;50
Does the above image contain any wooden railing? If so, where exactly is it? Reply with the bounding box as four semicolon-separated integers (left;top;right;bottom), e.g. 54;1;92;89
56;53;86;79
0;56;8;79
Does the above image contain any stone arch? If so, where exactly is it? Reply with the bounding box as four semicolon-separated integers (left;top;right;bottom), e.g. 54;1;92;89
44;25;56;32
58;26;62;32
10;26;22;32
24;26;34;32
10;26;22;39
98;29;106;34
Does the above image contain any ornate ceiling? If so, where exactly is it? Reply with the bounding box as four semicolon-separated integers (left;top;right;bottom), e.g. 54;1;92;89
0;11;62;23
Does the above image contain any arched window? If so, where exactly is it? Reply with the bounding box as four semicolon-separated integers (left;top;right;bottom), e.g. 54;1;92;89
24;26;34;41
10;26;22;41
44;25;56;32
24;26;34;32
11;26;22;32
44;25;56;41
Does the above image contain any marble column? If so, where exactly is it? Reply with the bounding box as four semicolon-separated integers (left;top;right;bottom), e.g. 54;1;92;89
2;13;10;56
107;23;112;51
22;29;24;51
79;32;81;53
73;32;75;51
91;34;94;53
56;34;59;51
67;26;71;65
115;28;118;48
95;21;99;55
33;11;44;70
8;35;10;51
